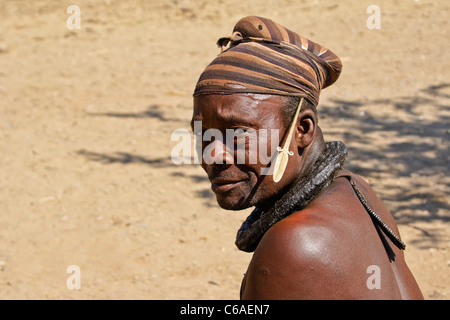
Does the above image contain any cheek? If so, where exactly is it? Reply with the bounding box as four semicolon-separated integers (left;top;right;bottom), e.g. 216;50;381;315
253;176;278;198
239;129;280;169
238;173;278;206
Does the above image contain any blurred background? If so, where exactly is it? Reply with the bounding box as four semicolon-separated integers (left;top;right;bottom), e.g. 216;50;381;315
0;0;448;299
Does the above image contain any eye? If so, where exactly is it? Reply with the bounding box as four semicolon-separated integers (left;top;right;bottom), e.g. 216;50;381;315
230;128;256;146
233;127;254;135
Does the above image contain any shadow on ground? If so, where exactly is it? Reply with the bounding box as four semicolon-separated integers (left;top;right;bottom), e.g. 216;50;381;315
319;83;449;227
87;104;185;122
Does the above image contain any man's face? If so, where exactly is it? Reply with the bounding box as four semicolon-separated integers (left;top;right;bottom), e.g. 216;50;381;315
192;94;302;211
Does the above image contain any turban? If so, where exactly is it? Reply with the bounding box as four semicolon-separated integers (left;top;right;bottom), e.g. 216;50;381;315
193;16;342;106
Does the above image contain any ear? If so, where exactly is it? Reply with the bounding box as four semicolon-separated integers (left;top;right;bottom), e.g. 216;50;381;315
295;109;317;148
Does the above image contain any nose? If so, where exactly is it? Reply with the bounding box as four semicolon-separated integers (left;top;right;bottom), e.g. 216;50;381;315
202;138;234;166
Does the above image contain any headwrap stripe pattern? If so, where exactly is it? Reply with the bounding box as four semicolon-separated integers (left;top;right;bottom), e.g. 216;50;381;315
194;16;342;106
200;68;312;95
209;48;319;88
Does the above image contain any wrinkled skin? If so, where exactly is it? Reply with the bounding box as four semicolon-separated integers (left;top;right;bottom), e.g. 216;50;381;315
192;93;424;300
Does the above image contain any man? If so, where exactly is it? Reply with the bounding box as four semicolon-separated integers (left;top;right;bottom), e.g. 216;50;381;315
191;16;423;299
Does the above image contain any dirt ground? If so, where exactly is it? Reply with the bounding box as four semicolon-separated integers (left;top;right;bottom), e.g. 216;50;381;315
0;0;448;300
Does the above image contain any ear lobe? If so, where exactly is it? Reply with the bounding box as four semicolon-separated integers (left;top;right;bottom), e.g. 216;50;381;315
296;110;317;148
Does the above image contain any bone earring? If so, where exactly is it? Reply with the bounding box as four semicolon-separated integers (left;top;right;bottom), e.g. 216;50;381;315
272;98;304;183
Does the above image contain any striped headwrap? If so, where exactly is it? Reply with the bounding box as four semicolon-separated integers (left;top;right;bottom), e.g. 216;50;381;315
193;16;342;106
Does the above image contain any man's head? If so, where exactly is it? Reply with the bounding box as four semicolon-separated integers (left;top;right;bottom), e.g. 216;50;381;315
192;93;324;211
192;16;341;210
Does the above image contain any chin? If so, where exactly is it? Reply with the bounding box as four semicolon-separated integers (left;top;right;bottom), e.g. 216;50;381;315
215;194;253;211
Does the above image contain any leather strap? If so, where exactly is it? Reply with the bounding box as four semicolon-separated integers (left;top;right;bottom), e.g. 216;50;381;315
335;170;406;250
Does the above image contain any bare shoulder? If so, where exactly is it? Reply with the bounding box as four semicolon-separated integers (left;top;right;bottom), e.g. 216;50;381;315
241;171;422;299
241;176;403;299
258;207;346;265
242;208;369;299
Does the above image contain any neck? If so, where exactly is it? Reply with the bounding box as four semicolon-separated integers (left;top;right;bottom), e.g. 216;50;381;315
298;128;326;178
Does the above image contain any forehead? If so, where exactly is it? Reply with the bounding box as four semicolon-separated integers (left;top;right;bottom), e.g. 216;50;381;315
192;94;284;128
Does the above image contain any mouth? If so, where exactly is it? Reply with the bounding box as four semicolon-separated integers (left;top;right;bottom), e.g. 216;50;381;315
210;179;245;194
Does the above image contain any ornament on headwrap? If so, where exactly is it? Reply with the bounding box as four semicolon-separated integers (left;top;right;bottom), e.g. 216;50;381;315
193;16;343;107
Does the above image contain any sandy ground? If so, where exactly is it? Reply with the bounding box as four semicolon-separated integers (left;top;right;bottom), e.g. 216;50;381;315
0;0;448;300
